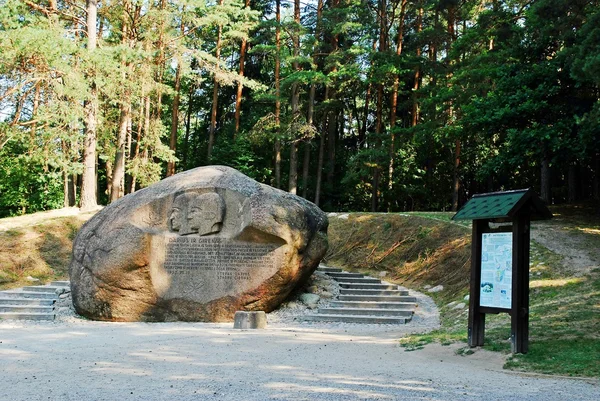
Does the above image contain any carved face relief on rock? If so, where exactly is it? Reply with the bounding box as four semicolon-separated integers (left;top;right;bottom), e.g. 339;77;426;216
169;192;225;236
187;192;225;236
169;195;187;232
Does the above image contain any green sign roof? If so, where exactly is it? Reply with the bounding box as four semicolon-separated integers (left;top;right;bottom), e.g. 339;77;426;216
452;189;552;221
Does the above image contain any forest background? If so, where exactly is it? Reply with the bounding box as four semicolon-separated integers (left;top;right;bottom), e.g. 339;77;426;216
0;0;599;217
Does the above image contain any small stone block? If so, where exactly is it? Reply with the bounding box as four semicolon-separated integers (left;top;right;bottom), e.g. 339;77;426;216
233;311;267;329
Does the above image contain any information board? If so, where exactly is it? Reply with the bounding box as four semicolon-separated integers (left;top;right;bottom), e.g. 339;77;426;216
480;232;513;309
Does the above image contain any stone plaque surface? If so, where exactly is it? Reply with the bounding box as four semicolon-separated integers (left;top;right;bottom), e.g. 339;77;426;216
69;166;328;322
151;236;285;303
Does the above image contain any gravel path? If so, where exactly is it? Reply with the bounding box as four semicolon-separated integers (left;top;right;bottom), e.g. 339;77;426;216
0;318;597;401
1;273;597;401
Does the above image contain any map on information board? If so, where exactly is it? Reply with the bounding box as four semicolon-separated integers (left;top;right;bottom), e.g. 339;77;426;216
480;232;512;309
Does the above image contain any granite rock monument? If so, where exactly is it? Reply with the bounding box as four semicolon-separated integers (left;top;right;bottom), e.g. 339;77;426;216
69;166;328;322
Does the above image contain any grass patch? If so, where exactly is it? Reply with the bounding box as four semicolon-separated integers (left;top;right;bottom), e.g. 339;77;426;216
0;216;88;290
326;211;600;378
505;339;600;377
400;329;467;351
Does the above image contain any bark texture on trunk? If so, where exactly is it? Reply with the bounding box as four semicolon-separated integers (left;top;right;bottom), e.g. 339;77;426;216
111;103;131;202
568;163;578;203
452;139;460;211
207;0;225;161
540;156;551;204
274;0;281;189
411;5;423;127
167;61;181;176
594;153;600;201
288;0;301;194
234;0;250;136
314;87;329;206
80;0;98;211
388;0;408;195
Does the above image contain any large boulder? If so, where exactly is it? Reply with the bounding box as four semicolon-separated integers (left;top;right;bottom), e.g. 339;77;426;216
69;166;328;322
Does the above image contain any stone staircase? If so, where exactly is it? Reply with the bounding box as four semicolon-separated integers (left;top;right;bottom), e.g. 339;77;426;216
0;281;70;321
305;267;417;324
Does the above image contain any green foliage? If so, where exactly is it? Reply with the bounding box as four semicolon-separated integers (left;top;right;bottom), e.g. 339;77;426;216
1;0;600;214
0;144;63;217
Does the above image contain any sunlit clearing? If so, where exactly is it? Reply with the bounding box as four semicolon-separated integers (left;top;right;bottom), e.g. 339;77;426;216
91;362;152;376
530;278;585;288
578;227;600;235
0;348;33;360
264;382;395;398
333;379;435;392
356;215;372;222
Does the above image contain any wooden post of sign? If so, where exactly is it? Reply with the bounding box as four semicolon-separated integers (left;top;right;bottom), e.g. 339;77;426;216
468;219;487;347
511;212;530;353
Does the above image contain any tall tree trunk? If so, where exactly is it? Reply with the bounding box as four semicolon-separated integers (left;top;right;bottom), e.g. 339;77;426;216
80;0;98;211
108;5;132;202
111;103;131;202
111;7;132;202
448;3;459;211
388;0;408;197
154;0;167;121
289;139;298;194
540;151;551;204
63;171;69;208
207;0;225;161
568;163;578;203
130;91;150;194
359;82;372;145
61;140;70;207
372;0;388;212
301;0;324;199
234;0;251;137
274;0;282;188
30;82;40;150
326;10;339;190
288;0;301;194
326;110;337;187
411;4;423;127
167;60;181;176
69;175;76;206
451;140;460;211
301;142;311;198
594;152;600;201
125;108;133;194
314;87;329;206
183;85;195;170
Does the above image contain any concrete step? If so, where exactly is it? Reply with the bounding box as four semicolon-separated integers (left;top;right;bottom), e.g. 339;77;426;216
316;266;343;273
318;308;414;317
0;298;55;306
0;312;55;321
0;305;54;313
50;281;70;287
334;277;382;284
22;286;61;293
339;288;409;296
339;294;417;302
326;272;365;279
0;291;57;300
339;283;398;290
330;301;416;310
304;314;408;324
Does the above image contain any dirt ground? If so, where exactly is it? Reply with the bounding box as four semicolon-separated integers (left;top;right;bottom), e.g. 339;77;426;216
0;320;597;401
